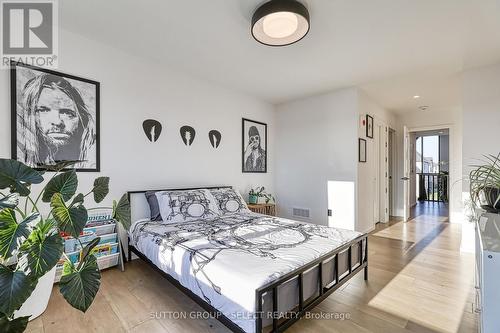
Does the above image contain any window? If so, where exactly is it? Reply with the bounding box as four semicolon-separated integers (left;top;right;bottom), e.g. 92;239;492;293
416;134;447;202
416;136;422;173
417;135;440;173
423;136;439;173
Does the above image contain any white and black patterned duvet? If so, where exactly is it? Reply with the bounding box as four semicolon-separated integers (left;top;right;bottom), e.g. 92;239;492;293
129;212;361;333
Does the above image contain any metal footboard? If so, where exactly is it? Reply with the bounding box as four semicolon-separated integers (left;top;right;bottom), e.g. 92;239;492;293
254;235;368;333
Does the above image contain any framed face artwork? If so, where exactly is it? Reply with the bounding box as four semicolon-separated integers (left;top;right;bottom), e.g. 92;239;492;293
242;118;267;173
11;62;100;171
366;114;374;139
359;138;367;163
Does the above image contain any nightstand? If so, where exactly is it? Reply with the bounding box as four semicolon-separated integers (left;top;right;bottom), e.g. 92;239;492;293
247;203;276;216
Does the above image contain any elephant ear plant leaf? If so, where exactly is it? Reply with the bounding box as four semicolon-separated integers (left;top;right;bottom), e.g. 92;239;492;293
0;266;35;317
0;314;29;333
0;159;43;197
0;158;130;333
92;177;109;204
59;239;101;312
112;194;131;230
42;170;78;203
51;193;88;238
0;210;37;259
0;194;19;210
18;220;63;278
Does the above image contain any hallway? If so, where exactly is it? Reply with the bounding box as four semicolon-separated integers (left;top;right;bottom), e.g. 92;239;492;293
410;201;449;219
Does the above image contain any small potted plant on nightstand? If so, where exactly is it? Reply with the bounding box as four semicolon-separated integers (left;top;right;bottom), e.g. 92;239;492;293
248;186;275;204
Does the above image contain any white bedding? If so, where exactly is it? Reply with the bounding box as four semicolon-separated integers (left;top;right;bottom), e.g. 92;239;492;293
129;212;362;333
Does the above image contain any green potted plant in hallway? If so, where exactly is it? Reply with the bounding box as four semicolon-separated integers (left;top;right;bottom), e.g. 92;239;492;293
469;153;500;214
0;159;130;333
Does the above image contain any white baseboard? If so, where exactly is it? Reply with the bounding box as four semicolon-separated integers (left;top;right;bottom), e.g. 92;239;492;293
362;225;376;234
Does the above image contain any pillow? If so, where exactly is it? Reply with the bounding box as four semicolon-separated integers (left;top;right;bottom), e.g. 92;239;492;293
145;191;162;221
155;189;221;223
209;188;251;215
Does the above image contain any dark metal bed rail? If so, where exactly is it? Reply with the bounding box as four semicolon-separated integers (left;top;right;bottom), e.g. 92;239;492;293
128;235;368;333
127;188;369;333
254;234;368;333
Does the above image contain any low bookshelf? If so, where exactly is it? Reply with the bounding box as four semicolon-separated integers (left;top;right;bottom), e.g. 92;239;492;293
54;209;124;283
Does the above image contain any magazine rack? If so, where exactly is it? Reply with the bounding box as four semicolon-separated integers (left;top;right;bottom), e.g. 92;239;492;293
54;209;124;283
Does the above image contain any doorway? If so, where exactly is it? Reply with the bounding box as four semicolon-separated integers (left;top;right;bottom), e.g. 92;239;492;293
388;128;396;217
405;127;450;220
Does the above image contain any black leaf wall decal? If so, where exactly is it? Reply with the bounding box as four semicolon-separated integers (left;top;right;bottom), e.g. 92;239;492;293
180;126;196;146
208;130;222;148
142;119;162;142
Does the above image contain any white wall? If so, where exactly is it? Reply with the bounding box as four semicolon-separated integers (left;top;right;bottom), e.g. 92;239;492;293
275;88;358;228
0;29;276;215
460;63;500;251
275;88;395;233
357;91;396;231
462;63;500;181
394;107;463;222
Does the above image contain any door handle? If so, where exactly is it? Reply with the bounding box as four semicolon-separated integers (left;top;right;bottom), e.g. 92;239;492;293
401;177;409;181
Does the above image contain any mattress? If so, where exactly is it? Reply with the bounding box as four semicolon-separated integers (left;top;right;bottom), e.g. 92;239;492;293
129;212;362;333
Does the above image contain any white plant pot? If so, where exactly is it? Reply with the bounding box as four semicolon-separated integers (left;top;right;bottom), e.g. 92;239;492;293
14;266;56;321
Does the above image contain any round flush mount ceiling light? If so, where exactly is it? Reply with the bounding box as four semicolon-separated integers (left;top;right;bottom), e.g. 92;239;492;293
251;0;310;47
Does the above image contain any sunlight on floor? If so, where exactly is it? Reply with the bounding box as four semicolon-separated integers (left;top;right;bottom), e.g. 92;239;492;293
368;220;474;333
373;215;448;243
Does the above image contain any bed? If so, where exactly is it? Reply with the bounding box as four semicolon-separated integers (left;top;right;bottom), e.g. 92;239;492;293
126;186;368;333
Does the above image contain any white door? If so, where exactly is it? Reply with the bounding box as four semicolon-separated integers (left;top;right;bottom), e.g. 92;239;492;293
374;125;380;223
403;126;411;222
381;126;389;223
388;129;394;216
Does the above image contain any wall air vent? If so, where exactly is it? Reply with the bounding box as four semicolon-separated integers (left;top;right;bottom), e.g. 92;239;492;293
292;208;310;219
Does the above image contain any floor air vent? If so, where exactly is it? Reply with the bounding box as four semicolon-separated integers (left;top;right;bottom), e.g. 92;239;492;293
292;208;310;219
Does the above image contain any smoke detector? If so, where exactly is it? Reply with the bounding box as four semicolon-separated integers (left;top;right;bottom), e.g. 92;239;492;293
418;106;429;111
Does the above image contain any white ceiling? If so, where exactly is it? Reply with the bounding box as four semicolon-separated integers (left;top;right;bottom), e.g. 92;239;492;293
60;0;500;110
360;69;462;114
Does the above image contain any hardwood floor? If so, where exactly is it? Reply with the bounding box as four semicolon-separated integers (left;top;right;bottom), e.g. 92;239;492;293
27;214;477;333
410;201;449;219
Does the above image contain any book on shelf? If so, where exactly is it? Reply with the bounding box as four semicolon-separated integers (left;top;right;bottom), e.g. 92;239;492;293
58;242;119;266
57;213;119;267
64;232;118;253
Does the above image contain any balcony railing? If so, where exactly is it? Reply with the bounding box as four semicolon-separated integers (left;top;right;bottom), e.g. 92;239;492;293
417;173;448;202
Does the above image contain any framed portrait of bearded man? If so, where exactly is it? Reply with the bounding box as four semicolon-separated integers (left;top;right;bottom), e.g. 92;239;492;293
242;118;267;173
10;62;100;171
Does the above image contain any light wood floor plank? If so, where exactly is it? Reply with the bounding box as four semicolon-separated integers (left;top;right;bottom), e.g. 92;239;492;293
27;214;477;333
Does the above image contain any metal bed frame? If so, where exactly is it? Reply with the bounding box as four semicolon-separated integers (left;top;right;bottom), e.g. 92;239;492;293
126;187;368;333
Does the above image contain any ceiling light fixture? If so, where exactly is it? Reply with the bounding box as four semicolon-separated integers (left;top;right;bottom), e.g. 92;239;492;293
251;0;310;47
413;95;420;99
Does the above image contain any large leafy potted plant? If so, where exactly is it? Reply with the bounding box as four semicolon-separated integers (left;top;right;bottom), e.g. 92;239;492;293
469;153;500;214
0;159;130;333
